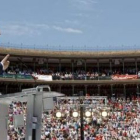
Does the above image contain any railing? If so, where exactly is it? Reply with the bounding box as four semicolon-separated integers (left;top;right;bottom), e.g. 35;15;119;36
1;74;140;80
0;42;140;52
53;75;112;80
0;74;33;79
0;74;112;80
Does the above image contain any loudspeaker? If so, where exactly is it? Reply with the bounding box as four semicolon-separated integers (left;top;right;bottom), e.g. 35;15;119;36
43;98;54;111
13;114;24;128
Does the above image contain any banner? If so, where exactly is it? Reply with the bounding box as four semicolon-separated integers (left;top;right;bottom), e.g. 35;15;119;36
32;74;52;81
112;74;138;80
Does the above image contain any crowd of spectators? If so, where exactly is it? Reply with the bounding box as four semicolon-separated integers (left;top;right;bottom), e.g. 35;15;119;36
2;65;140;80
7;95;140;140
8;102;26;140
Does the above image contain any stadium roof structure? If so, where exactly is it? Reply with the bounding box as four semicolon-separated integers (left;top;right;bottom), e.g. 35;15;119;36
0;47;140;58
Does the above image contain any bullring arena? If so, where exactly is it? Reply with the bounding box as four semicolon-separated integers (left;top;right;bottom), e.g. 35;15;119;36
0;46;140;140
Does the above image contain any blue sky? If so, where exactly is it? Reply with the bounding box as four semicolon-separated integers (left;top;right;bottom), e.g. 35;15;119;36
0;0;140;50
